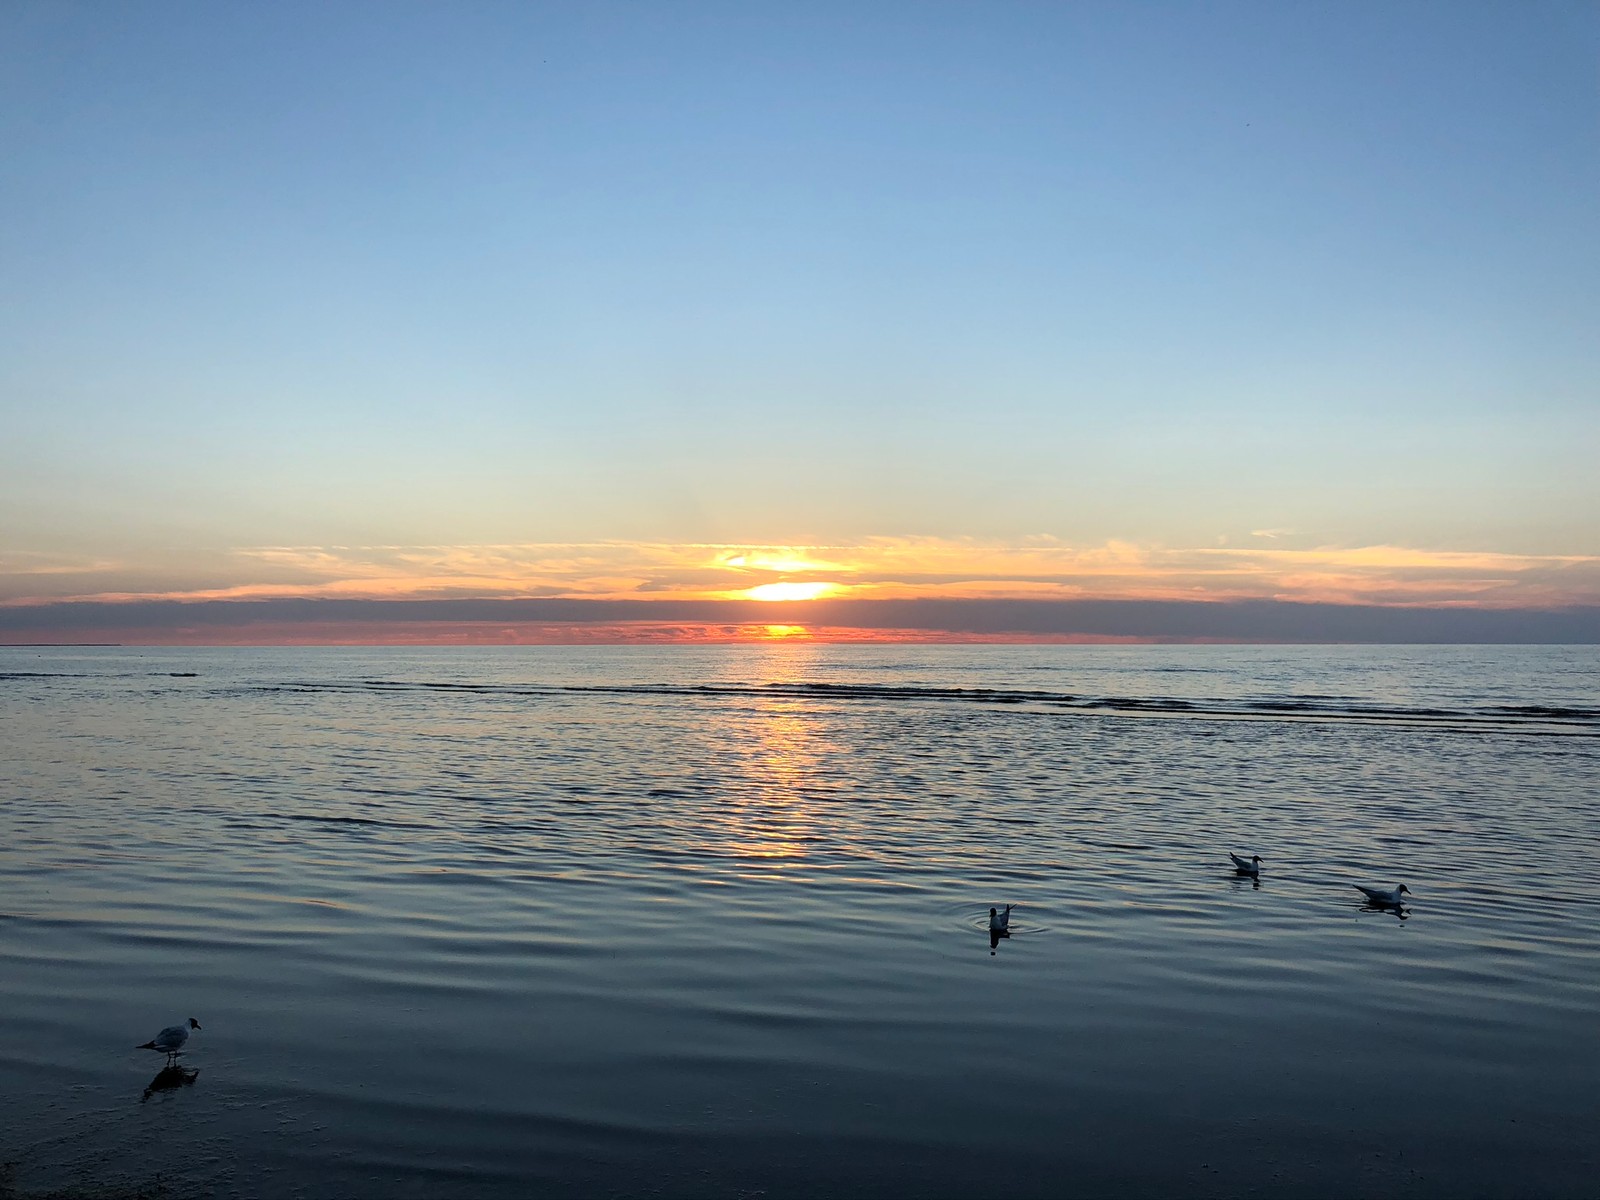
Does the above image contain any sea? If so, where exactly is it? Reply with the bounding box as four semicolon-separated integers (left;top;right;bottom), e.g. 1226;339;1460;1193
1;643;1597;1199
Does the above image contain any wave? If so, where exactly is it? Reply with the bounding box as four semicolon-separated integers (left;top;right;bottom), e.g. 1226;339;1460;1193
224;677;1600;735
0;669;196;680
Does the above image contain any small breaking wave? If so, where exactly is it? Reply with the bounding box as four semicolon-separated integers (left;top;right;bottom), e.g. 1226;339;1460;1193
221;677;1600;735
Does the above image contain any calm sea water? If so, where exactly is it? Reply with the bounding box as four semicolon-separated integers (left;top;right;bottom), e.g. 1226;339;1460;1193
2;644;1597;1199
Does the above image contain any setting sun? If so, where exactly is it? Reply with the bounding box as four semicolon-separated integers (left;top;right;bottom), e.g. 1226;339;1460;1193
744;582;838;602
722;550;844;573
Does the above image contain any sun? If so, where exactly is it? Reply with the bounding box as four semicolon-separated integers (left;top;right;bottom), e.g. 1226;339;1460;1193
744;582;838;602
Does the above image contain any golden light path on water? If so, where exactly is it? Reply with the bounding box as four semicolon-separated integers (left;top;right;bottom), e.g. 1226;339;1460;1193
720;643;829;868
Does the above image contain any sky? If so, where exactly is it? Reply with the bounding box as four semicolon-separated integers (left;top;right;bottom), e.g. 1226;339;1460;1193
3;0;1597;643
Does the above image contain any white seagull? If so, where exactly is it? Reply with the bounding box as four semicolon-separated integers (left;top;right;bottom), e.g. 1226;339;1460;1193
989;905;1011;933
1354;883;1411;907
137;1018;200;1062
1228;853;1263;876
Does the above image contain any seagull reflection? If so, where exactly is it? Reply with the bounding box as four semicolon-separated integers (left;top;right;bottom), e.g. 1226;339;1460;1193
142;1064;199;1102
1354;883;1412;919
989;904;1013;954
1356;898;1411;920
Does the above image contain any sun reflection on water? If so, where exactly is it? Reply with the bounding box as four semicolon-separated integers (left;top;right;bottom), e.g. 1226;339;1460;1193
715;642;833;866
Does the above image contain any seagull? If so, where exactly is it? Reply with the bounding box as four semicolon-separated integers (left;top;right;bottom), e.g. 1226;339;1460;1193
137;1018;200;1063
989;905;1011;933
1229;853;1263;876
1354;884;1411;907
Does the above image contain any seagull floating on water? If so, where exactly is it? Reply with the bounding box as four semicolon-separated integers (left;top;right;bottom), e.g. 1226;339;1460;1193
137;1018;200;1063
1228;853;1263;876
1354;883;1411;907
989;905;1011;933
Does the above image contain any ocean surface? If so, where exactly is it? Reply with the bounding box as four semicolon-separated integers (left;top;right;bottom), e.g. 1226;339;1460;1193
1;643;1597;1199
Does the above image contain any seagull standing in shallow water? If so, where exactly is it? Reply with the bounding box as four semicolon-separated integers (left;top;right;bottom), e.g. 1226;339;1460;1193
1229;853;1263;876
138;1018;200;1063
1354;883;1411;907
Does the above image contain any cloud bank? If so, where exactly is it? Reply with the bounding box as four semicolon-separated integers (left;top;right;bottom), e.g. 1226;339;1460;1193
2;597;1596;646
4;537;1598;643
6;537;1599;605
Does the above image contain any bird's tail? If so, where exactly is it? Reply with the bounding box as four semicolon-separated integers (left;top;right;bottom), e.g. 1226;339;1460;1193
136;1040;156;1049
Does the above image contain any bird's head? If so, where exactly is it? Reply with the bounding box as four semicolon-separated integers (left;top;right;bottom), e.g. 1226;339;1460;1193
1398;885;1410;896
989;907;997;917
188;1018;202;1030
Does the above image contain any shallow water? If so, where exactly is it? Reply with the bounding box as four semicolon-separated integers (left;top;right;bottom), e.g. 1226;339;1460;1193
2;645;1597;1198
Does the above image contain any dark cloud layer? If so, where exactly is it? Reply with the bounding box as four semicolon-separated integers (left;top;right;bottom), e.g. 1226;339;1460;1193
2;597;1598;643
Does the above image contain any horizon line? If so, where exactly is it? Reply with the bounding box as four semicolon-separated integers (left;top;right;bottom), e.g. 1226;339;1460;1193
2;596;1597;646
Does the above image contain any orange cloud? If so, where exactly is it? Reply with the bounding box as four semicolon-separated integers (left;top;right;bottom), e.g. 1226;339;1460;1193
4;537;1597;611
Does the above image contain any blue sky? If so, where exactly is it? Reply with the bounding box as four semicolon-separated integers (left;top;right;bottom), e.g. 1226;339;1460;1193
2;1;1596;638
